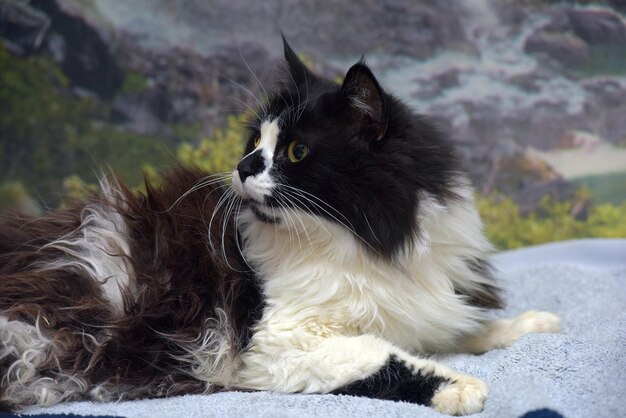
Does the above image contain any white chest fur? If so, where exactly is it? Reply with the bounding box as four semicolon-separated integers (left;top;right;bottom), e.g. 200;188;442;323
238;186;494;353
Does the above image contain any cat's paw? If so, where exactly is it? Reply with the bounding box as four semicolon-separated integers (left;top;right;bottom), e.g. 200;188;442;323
515;310;560;334
431;374;488;416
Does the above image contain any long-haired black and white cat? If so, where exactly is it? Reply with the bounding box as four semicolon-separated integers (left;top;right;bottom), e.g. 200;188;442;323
0;39;559;415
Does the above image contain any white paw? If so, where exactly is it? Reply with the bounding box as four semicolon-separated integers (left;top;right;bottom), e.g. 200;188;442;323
431;374;488;416
516;310;561;334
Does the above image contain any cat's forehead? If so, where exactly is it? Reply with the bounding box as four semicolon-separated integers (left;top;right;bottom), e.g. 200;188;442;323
267;81;334;124
258;119;280;153
261;114;318;147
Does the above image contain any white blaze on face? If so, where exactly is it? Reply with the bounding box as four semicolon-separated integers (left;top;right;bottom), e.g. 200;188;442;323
258;119;280;161
233;119;280;203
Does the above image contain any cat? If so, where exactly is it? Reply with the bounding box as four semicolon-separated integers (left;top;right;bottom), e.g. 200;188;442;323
0;38;560;415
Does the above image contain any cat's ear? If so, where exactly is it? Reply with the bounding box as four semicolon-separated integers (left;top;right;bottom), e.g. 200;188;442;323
341;63;388;142
282;35;315;86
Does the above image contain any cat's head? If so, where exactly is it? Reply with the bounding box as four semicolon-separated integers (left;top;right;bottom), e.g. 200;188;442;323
232;38;461;259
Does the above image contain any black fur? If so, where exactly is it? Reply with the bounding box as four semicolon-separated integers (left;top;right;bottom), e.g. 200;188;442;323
242;41;462;259
332;355;448;405
461;258;503;309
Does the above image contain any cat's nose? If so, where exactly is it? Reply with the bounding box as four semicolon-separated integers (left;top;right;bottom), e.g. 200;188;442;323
237;150;265;182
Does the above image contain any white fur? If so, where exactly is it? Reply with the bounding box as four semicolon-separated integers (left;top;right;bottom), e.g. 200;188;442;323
0;316;88;406
41;179;134;315
431;373;489;415
235;179;495;399
258;119;280;161
166;308;238;391
462;310;561;353
233;119;280;204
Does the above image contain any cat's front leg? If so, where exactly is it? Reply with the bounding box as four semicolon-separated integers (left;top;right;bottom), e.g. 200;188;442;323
459;310;561;353
237;334;488;415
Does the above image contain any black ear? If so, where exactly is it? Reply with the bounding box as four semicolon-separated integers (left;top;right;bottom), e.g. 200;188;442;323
341;63;388;142
282;35;315;86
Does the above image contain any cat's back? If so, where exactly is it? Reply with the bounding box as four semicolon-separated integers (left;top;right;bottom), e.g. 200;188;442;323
0;167;262;406
0;167;240;305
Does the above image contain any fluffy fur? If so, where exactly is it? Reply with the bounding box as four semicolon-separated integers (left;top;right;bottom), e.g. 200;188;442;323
0;39;559;415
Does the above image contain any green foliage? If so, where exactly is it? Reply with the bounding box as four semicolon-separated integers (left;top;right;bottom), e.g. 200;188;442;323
177;113;248;175
70;126;171;186
0;181;40;215
61;175;98;202
0;43;171;206
574;172;626;205
121;70;149;93
477;191;626;250
0;43;98;199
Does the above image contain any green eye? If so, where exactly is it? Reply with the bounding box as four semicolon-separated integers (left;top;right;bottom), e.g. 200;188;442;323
288;141;309;163
253;135;261;148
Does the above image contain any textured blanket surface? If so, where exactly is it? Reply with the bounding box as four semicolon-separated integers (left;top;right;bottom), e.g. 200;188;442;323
24;239;626;418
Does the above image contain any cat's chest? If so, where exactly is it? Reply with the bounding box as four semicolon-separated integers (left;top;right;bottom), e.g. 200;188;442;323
257;250;481;353
241;208;486;352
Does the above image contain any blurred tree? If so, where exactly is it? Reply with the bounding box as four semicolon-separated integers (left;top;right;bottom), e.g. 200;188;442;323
177;113;249;175
0;43;171;206
477;190;626;250
0;181;41;215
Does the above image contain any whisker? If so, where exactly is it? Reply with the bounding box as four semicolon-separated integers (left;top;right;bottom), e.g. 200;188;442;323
361;211;382;246
281;187;379;254
220;194;248;272
285;66;302;122
220;95;261;121
280;184;354;227
239;47;270;111
277;76;297;126
296;64;310;122
281;186;354;230
274;194;303;254
160;173;232;213
207;188;236;253
274;190;319;246
233;200;258;273
219;74;267;118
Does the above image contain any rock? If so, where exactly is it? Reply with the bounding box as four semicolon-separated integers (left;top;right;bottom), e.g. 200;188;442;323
111;93;166;135
46;31;66;63
0;0;50;54
524;31;589;68
434;68;462;90
581;78;626;144
276;1;470;60
610;0;626;13
379;3;468;58
567;8;626;46
109;41;285;138
412;69;462;100
557;130;604;150
509;72;549;93
0;0;122;99
514;178;576;215
582;77;626;107
28;0;123;100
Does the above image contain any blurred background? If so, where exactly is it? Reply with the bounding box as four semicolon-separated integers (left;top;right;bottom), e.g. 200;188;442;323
1;0;625;249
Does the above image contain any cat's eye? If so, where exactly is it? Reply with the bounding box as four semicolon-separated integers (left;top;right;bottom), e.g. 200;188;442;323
288;141;309;163
253;135;261;148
